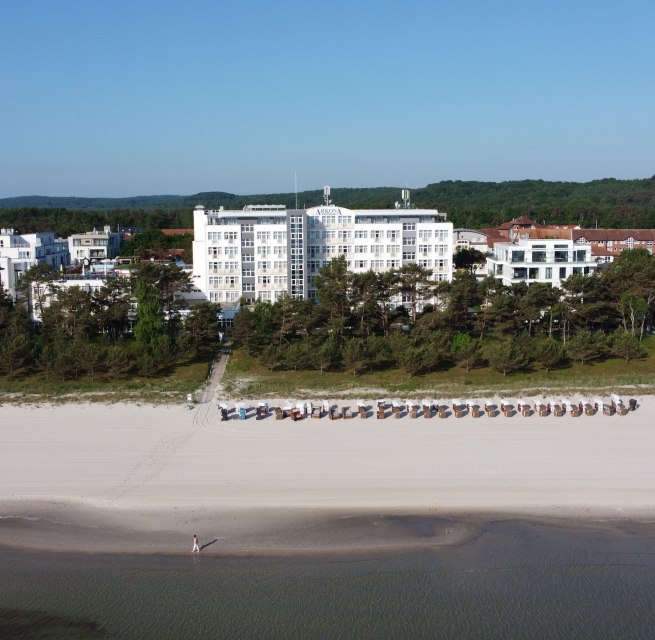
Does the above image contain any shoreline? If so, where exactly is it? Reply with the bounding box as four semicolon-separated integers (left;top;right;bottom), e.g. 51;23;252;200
3;396;654;555
2;500;655;557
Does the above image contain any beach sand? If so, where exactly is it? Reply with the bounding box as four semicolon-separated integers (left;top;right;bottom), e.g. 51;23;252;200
2;395;654;554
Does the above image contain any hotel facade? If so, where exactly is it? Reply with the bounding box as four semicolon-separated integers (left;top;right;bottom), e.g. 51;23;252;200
192;196;453;314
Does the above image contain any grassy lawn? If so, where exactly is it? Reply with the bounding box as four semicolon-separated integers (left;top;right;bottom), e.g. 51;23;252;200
222;336;655;399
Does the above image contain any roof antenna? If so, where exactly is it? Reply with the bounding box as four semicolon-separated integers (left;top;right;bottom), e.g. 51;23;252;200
323;185;331;206
401;188;410;209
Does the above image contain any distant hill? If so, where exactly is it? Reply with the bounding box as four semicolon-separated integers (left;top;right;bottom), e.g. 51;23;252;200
1;178;654;234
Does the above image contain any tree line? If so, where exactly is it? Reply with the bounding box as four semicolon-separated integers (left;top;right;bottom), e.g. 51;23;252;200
2;177;654;236
232;250;655;377
0;263;222;381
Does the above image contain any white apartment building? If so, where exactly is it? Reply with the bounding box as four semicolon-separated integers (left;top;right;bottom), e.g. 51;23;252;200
0;228;70;300
487;238;596;288
192;194;453;315
68;226;122;264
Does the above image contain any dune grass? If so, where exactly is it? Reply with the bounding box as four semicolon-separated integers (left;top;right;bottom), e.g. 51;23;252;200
223;337;655;399
0;358;212;404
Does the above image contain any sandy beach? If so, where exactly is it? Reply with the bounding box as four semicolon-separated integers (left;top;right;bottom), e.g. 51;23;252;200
2;393;654;554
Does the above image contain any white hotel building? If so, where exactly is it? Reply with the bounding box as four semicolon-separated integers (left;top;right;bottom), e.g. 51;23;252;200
192;194;453;314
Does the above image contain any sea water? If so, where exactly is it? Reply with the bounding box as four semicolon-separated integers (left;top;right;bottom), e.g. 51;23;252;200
1;520;655;639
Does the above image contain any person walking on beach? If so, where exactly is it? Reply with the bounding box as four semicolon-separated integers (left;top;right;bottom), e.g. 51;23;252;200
192;534;200;553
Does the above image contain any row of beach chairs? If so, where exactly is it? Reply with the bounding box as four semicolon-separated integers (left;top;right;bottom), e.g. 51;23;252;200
218;395;637;421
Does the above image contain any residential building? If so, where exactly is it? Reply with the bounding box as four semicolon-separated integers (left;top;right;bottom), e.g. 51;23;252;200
486;238;596;288
571;229;655;262
68;226;122;264
0;228;70;300
192;191;453;316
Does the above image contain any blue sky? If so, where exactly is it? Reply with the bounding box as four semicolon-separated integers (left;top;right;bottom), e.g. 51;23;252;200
2;0;654;197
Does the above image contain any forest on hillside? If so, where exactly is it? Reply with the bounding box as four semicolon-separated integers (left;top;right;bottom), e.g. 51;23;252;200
1;178;654;236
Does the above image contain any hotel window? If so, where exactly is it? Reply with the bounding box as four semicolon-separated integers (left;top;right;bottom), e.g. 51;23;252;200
387;259;399;268
386;230;398;239
354;260;367;269
371;260;383;272
242;269;254;277
559;267;567;279
241;224;253;232
243;283;255;292
402;222;415;231
256;231;270;240
403;252;416;261
242;253;254;262
418;259;432;268
241;238;254;247
372;230;382;240
258;275;271;285
418;230;432;239
209;261;220;274
257;246;271;255
273;261;287;270
338;245;351;254
225;232;238;242
257;261;270;270
354;245;367;253
325;246;336;255
208;232;221;242
436;230;448;241
209;276;222;287
259;291;271;301
388;245;400;255
273;230;286;241
338;230;351;239
225;261;239;271
354;230;368;239
404;237;415;246
227;276;238;286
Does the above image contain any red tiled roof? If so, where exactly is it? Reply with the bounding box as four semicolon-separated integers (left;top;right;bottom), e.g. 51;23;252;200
496;216;543;230
162;229;194;236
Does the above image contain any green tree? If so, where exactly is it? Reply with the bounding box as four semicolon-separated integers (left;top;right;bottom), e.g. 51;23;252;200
487;338;528;376
342;338;368;376
610;330;645;363
181;302;222;353
314;255;353;341
451;332;482;372
133;280;165;351
533;337;566;372
395;263;433;325
453;247;487;273
566;328;606;365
